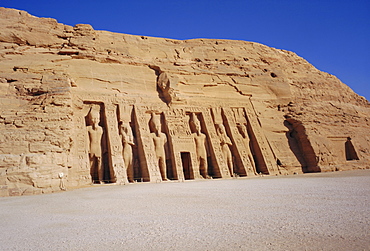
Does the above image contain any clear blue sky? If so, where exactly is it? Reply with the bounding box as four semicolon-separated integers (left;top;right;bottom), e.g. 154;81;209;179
2;0;369;100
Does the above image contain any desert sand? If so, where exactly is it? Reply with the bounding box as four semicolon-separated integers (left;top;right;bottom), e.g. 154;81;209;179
0;169;369;251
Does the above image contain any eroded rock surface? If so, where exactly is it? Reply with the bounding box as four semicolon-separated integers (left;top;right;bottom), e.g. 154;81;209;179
0;7;369;196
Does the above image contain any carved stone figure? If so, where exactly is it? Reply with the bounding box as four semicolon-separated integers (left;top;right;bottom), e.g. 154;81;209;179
217;123;234;176
150;114;168;181
157;72;181;105
87;110;104;183
190;114;209;179
237;123;257;175
119;121;135;182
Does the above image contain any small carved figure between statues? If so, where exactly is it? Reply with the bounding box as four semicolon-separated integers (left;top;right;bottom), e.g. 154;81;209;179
236;123;257;175
119;121;135;183
217;123;234;177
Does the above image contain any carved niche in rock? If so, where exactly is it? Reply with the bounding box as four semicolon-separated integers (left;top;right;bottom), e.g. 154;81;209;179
118;105;136;183
86;106;105;183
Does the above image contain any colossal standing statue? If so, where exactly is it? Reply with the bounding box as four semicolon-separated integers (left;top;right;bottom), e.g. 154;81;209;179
87;110;104;183
150;114;168;181
190;113;209;179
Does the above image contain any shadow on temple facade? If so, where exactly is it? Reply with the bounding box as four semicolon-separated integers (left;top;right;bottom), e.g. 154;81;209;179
284;119;320;173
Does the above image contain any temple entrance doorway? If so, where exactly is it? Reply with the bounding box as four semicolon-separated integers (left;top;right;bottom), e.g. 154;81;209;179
181;152;193;180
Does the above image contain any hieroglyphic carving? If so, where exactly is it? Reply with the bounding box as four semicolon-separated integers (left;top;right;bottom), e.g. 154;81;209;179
211;107;223;124
118;104;133;123
165;108;186;180
164;108;204;180
174;152;183;179
74;112;89;158
165;108;191;137
69;102;91;186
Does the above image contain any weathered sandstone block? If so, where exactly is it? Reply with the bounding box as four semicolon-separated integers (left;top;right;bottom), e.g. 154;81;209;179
0;7;369;196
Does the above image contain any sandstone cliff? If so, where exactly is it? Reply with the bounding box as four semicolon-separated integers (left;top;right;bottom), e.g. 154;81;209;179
1;7;369;196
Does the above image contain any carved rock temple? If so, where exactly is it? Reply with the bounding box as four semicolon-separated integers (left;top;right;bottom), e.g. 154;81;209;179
0;7;369;196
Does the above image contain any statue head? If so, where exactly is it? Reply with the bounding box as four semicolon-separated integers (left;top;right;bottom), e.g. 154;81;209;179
194;121;201;132
189;113;201;133
236;123;247;137
217;124;226;134
119;120;127;132
157;72;170;91
150;113;161;133
90;111;100;126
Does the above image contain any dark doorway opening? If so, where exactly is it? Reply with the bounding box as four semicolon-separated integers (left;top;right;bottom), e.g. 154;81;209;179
181;152;193;180
345;137;359;161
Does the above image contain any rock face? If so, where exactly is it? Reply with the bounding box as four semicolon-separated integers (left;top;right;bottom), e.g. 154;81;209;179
0;7;369;196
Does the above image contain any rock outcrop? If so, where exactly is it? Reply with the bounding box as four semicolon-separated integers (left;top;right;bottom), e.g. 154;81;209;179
0;7;369;196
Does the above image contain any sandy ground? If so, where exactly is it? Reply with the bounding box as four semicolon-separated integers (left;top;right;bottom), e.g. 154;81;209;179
0;170;369;251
